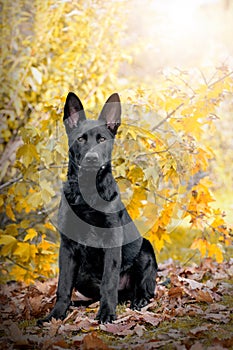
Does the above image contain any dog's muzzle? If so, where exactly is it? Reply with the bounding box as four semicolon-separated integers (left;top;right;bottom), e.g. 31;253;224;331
81;152;100;170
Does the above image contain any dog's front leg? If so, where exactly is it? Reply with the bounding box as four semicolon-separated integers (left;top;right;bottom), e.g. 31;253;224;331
38;236;77;325
96;247;121;323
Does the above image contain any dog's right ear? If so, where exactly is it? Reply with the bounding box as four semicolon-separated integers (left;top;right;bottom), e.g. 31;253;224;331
63;92;86;133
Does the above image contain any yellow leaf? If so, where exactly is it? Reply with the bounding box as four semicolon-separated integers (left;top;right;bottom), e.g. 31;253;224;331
126;186;147;220
20;220;30;229
13;242;31;262
17;144;39;167
6;205;16;221
0;234;17;245
207;243;223;263
191;238;208;257
14;182;27;196
0;235;17;256
24;228;38;241
44;222;56;231
0;195;4;207
26;192;42;209
5;224;18;236
128;165;144;183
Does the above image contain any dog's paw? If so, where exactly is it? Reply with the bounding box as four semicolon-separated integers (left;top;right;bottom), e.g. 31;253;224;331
37;313;66;327
37;302;69;326
37;316;51;327
130;298;149;311
95;308;116;324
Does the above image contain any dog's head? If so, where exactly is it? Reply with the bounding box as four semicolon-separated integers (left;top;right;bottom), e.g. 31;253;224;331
63;92;121;172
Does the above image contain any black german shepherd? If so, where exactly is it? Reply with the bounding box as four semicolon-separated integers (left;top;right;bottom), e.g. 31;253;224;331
38;92;157;324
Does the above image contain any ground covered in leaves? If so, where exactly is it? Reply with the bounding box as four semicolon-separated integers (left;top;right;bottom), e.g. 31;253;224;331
0;259;233;350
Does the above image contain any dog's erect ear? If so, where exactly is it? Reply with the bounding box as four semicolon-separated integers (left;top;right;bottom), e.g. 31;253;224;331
63;92;86;132
98;93;121;135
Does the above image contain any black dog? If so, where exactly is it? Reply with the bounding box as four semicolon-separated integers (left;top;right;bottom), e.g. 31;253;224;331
38;92;157;324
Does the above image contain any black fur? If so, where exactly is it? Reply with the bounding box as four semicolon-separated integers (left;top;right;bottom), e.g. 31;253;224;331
38;92;157;324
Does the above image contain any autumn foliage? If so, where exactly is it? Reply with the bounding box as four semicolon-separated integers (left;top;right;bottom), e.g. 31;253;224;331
0;0;233;284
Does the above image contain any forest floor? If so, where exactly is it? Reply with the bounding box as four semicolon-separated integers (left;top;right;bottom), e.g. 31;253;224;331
0;258;233;350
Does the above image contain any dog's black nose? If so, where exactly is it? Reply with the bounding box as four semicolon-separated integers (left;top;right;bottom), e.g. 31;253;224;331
85;152;99;163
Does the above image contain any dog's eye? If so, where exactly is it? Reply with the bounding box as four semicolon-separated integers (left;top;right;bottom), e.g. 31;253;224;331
77;136;85;143
99;136;106;143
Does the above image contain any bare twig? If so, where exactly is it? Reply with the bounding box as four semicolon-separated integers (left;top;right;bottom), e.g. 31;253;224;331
135;141;177;159
208;70;233;89
6;257;32;272
199;69;208;86
0;175;23;191
0;163;68;192
151;102;184;131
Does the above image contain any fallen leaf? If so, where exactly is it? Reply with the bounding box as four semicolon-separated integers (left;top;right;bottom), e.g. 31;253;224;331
189;324;212;335
193;289;213;302
8;323;28;346
83;332;113;350
205;304;227;313
100;321;135;336
75;317;99;332
204;313;230;323
168;286;183;298
48;318;63;337
29;295;44;316
53;339;70;349
190;343;204;350
140;312;161;326
134;323;145;337
178;276;203;290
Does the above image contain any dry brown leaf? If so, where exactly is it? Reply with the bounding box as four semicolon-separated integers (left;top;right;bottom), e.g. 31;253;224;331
178;276;204;290
193;289;213;302
204;313;230;323
189;324;212;335
74;317;99;332
168;286;183;298
53;339;70;349
134;323;145;337
205;303;227;313
48;318;63;337
8;322;28;345
83;332;113;350
190;343;204;350
140;312;161;326
29;295;44;316
100;321;135;336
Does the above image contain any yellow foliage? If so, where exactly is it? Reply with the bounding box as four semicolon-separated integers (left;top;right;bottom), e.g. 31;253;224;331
191;238;208;257
127;186;147;220
0;1;232;283
24;228;38;242
17;144;39;168
207;243;223;263
5;205;16;221
13;242;37;262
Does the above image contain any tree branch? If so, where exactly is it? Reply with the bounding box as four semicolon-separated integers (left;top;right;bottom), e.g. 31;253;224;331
151;102;184;131
0;175;23;191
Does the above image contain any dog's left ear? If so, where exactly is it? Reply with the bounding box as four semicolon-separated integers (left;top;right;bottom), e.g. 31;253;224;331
98;93;121;135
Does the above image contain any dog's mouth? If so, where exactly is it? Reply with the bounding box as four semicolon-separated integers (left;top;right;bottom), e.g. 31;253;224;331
78;163;106;172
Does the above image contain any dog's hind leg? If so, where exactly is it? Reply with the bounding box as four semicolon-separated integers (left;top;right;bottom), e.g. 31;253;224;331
130;238;157;310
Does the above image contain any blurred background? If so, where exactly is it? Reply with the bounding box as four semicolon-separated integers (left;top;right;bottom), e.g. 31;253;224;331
0;0;233;281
